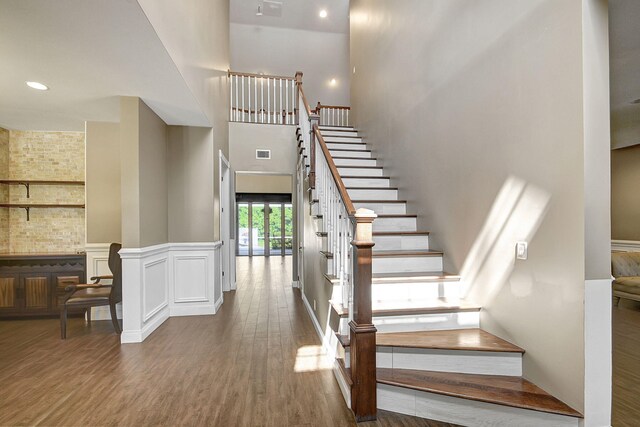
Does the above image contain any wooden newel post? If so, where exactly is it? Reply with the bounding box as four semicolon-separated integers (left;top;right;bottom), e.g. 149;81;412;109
349;208;377;422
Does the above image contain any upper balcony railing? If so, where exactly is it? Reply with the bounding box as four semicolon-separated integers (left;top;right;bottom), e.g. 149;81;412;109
316;103;350;127
228;70;298;125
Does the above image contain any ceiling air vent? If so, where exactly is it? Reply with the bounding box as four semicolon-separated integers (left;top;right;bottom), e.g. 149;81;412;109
256;149;271;160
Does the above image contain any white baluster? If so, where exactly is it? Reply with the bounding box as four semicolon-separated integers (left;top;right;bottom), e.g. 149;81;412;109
241;75;245;122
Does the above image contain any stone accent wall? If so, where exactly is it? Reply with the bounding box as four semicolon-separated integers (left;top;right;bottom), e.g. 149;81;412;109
0;128;9;252
3;130;85;253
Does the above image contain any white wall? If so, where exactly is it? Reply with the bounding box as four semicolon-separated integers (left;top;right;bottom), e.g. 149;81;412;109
350;0;610;417
231;23;350;107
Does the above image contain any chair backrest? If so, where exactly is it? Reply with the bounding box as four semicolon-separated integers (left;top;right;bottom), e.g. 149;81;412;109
108;243;123;303
611;251;640;278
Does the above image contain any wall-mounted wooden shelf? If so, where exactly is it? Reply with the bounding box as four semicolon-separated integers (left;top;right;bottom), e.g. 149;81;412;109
0;180;85;198
0;204;85;221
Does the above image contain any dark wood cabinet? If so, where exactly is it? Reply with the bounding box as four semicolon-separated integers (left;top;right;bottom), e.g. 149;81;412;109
0;254;86;318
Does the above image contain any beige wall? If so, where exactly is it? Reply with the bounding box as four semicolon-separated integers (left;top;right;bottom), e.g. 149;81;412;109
612;144;640;240
236;174;292;194
348;0;612;412
2;130;85;253
167;126;215;242
138;0;229;241
120;97;169;248
85;121;121;244
229;122;297;174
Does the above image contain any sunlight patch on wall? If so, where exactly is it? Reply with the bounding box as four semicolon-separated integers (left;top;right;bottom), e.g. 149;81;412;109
459;176;551;303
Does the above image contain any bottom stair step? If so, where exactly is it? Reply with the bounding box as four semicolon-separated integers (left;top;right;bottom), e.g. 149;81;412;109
376;368;582;421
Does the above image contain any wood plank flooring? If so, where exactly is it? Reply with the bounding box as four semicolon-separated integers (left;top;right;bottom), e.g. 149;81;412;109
0;256;453;427
613;300;640;427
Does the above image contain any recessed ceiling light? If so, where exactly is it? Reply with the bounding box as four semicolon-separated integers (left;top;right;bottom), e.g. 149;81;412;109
319;9;328;18
330;78;337;86
26;81;49;91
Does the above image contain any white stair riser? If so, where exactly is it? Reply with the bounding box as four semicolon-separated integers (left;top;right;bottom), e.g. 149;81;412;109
338;312;480;335
330;150;372;158
372;217;416;232
326;143;367;151
344;347;521;376
337;167;384;177
373;234;429;251
377;385;579;427
373;256;442;274
354;202;406;214
323;136;363;143
318;125;356;132
347;188;397;200
372;280;460;302
342;177;391;188
322;130;359;137
333;158;378;167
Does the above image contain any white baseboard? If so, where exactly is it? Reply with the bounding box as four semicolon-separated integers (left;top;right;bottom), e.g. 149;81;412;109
302;292;324;342
121;306;170;344
611;240;640;252
292;280;300;288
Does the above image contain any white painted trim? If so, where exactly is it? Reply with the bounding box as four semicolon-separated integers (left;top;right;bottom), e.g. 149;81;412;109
120;242;223;344
584;278;612;427
611;240;640;252
291;280;300;288
302;292;324;342
333;359;352;409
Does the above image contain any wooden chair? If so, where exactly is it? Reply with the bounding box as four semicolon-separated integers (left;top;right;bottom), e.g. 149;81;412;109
60;243;122;339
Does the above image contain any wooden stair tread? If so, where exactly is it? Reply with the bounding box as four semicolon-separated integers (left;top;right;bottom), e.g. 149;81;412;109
335;358;353;386
375;214;417;218
337;166;383;169
329;148;371;152
337;328;524;353
342;176;391;179
352;199;407;203
346;186;396;190
373;231;429;236
376;368;582;418
330;299;481;318
372;250;443;257
324;140;366;144
333;156;378;160
371;271;459;281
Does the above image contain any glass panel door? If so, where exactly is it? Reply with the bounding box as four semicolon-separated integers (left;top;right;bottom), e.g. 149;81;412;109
269;204;284;256
237;203;249;256
252;203;266;256
284;203;293;255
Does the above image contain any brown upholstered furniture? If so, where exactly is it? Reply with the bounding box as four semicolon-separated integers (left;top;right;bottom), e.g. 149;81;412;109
612;251;640;306
60;243;122;339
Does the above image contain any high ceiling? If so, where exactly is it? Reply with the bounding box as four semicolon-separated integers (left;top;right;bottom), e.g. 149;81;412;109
230;0;349;33
0;0;208;131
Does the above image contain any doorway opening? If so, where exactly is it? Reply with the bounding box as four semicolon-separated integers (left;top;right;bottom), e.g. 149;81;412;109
236;193;293;257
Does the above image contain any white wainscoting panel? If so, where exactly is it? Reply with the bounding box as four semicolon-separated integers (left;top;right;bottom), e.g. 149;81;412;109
120;242;222;344
169;242;222;317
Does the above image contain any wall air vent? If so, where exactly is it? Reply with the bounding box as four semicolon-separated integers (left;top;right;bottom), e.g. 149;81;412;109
256;149;271;159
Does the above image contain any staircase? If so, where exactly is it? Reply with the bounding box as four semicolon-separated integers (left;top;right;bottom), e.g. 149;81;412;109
301;124;583;426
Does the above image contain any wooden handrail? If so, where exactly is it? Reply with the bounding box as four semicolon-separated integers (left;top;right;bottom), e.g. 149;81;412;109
317;104;351;110
296;73;313;116
228;69;295;81
313;124;356;217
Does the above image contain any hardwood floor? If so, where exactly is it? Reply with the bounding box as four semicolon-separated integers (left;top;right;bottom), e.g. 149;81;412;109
0;256;453;426
612;300;640;427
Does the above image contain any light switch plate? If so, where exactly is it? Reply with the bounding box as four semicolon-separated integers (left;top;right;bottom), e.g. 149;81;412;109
516;242;528;260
